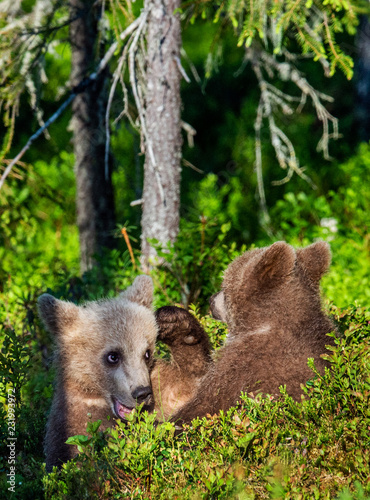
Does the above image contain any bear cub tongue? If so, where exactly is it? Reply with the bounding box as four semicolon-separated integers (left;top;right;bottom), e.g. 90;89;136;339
114;398;133;419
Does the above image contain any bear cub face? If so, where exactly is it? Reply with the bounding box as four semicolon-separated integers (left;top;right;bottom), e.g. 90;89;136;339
38;275;157;419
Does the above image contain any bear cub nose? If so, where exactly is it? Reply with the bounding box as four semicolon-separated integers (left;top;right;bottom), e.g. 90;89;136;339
132;386;152;404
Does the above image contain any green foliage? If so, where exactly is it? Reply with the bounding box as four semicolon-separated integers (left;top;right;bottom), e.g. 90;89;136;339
150;218;246;309
0;151;79;287
191;306;229;351
0;328;30;404
191;173;248;234
0;311;50;499
268;143;370;307
186;0;363;79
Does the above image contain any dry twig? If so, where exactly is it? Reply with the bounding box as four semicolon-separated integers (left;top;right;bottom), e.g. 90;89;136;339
246;44;339;224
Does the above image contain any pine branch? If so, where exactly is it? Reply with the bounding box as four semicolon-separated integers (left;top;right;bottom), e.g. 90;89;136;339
323;12;354;79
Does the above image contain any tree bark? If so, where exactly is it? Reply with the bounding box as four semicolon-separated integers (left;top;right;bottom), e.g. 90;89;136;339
70;0;116;274
355;16;370;142
141;0;183;268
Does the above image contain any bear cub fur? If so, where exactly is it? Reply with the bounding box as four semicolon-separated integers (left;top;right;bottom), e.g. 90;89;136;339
172;241;336;424
151;306;212;421
39;275;157;471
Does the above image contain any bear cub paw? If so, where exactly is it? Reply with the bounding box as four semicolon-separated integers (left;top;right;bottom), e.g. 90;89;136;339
155;306;204;345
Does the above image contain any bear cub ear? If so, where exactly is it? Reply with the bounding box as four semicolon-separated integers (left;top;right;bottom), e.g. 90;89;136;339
38;294;79;336
209;291;227;322
120;275;153;309
253;241;296;289
296;241;331;283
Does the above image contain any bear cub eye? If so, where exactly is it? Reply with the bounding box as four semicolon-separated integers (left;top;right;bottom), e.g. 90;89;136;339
144;350;151;362
106;352;120;365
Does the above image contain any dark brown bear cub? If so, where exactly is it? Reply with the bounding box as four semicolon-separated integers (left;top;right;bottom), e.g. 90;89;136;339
172;241;336;424
151;306;212;421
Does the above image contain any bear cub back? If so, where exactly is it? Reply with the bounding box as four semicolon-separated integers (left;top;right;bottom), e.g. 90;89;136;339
173;241;336;424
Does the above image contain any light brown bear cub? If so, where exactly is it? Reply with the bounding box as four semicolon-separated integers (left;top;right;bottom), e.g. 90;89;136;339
151;306;212;421
172;241;336;424
38;276;157;472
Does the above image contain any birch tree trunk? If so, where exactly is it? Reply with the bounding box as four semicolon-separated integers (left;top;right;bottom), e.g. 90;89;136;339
141;0;183;268
70;0;116;274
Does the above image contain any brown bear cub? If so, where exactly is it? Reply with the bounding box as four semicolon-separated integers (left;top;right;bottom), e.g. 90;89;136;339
172;241;336;424
38;276;158;472
151;306;212;421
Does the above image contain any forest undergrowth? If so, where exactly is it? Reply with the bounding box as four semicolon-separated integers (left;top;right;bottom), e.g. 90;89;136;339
0;146;370;499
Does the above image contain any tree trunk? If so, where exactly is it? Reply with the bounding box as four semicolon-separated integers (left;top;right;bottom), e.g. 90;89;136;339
141;0;183;268
70;0;116;274
355;16;370;142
